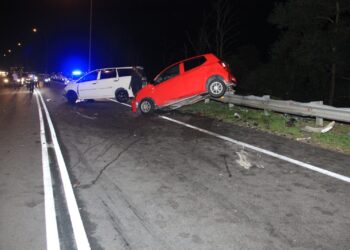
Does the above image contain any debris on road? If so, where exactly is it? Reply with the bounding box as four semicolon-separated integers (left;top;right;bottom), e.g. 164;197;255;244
302;121;335;133
73;180;80;188
236;150;252;169
236;150;264;170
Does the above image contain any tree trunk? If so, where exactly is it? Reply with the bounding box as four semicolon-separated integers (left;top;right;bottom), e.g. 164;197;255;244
329;63;336;105
329;1;340;106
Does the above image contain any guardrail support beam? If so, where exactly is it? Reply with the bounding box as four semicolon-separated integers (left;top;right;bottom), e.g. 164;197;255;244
215;94;350;123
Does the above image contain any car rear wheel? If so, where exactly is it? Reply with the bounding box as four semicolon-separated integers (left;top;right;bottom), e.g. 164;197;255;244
208;79;226;98
115;89;129;103
66;91;78;104
139;98;155;115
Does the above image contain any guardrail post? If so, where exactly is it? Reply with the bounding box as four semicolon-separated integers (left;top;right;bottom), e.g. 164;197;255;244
311;101;324;127
316;117;324;127
228;103;234;110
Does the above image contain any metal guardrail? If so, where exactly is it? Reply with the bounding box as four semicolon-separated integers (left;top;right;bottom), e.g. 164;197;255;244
217;94;350;123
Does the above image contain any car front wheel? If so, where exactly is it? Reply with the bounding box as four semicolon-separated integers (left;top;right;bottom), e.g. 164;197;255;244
139;98;155;115
66;91;78;104
208;79;226;98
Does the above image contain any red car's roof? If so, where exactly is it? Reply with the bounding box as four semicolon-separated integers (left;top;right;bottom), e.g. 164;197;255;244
155;53;220;79
172;53;219;66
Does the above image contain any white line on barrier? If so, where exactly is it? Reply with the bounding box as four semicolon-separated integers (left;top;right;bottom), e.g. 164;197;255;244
35;92;61;250
109;98;350;184
36;90;91;250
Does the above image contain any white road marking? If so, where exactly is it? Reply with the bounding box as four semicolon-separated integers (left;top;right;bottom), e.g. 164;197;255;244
109;98;350;183
160;115;350;183
109;98;131;107
36;90;91;250
35;92;61;250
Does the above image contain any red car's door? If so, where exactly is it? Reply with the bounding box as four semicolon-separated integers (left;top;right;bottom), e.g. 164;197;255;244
152;63;184;106
182;56;208;96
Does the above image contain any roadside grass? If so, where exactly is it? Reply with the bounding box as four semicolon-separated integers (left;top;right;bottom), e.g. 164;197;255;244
179;100;350;154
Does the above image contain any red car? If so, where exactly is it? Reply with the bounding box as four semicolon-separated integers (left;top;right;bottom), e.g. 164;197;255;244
132;53;236;114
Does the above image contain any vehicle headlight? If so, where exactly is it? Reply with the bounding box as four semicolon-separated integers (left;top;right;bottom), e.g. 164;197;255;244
3;78;9;83
16;79;21;83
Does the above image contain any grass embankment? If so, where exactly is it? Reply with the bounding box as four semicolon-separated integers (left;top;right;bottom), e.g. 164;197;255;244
180;100;350;155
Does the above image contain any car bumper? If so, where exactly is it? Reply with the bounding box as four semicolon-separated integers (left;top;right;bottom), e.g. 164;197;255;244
131;99;138;112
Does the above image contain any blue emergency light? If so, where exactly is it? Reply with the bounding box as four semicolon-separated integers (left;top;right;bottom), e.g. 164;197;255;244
72;70;83;76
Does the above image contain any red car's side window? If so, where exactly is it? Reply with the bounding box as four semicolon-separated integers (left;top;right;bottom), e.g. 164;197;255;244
183;57;206;72
154;64;180;85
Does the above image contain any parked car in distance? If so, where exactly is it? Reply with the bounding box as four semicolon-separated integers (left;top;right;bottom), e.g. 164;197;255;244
64;67;146;104
50;73;70;88
131;53;236;114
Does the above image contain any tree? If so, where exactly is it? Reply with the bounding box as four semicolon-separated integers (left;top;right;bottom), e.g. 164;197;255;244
186;0;239;60
213;0;240;59
269;0;350;105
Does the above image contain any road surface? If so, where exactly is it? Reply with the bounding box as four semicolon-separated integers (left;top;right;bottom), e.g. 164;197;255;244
0;86;349;249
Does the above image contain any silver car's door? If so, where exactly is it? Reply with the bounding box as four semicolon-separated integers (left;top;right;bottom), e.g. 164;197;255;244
77;70;100;99
97;69;118;98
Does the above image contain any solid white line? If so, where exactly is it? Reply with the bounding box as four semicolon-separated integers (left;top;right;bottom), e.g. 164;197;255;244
109;99;350;184
159;115;350;184
36;90;91;250
109;98;131;107
35;92;61;250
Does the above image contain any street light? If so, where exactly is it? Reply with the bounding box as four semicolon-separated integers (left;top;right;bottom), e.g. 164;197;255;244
33;27;38;33
88;0;93;71
8;49;12;53
17;42;22;47
3;54;6;57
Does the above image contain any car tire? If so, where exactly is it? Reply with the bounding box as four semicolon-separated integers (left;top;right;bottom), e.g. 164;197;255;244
207;78;226;98
115;89;129;103
139;98;155;115
66;90;78;104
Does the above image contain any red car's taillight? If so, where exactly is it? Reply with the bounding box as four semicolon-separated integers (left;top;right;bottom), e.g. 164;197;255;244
232;76;237;84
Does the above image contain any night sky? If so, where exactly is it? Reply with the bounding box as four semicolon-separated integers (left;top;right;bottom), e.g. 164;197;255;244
0;0;276;76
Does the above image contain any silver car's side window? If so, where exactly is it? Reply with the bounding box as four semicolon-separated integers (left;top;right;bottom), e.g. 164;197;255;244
77;71;98;83
100;69;117;80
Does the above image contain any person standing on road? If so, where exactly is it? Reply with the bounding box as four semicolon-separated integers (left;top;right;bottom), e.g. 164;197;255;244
130;67;144;95
29;78;35;93
12;71;19;89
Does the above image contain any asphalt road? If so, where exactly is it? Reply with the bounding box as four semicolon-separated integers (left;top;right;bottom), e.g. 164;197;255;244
1;86;350;249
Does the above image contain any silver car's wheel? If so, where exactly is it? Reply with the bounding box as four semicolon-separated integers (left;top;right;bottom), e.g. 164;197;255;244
115;89;129;103
208;79;226;98
66;91;78;104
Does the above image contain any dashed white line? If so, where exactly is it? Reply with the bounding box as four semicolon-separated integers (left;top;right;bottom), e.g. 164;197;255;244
36;90;91;250
35;92;60;250
109;98;350;184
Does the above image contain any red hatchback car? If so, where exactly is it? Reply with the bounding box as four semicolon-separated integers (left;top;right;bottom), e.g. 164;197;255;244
132;53;236;114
